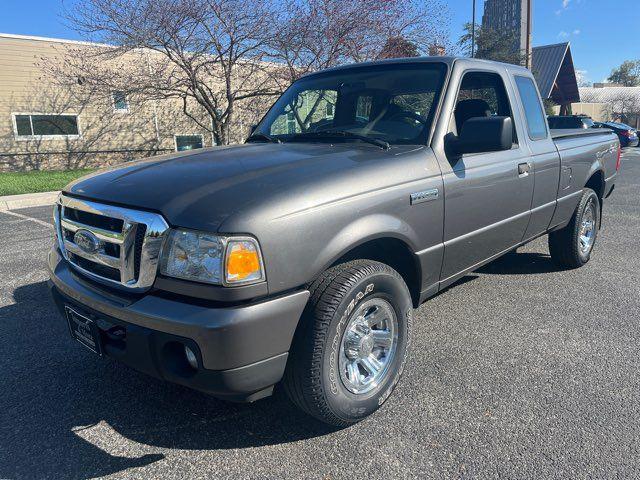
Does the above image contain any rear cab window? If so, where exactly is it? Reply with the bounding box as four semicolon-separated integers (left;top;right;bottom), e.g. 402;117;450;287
514;76;548;140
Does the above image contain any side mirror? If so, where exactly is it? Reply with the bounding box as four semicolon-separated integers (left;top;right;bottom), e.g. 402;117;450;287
448;116;513;156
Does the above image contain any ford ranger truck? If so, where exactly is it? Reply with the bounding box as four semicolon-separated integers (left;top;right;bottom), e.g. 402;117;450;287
48;57;620;426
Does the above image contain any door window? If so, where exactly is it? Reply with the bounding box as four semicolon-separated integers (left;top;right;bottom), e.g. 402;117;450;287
175;135;203;151
453;71;517;145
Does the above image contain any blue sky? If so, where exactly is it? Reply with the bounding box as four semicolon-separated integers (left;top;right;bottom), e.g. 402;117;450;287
0;0;637;84
450;0;639;83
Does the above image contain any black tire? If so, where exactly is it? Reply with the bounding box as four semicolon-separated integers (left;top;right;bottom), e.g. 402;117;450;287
548;188;600;268
284;260;413;426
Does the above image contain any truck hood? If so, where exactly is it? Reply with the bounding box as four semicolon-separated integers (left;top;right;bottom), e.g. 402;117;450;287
65;143;418;231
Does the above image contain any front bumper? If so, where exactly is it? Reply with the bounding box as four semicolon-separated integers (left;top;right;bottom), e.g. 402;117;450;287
47;247;309;401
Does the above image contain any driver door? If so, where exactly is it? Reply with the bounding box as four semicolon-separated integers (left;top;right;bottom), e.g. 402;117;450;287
435;69;535;284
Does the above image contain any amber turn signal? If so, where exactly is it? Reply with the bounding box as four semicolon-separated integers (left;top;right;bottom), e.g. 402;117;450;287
225;240;263;284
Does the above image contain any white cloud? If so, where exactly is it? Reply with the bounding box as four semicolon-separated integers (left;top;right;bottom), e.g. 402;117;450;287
558;29;581;39
556;0;571;15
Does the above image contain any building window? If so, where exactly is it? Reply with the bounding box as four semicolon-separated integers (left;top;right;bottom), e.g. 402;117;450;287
13;113;80;139
175;134;204;151
112;91;129;112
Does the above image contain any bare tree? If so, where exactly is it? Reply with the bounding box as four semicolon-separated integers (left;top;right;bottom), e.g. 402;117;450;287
268;0;450;82
575;69;592;87
377;36;420;60
608;90;640;128
265;0;449;126
58;0;283;145
51;0;450;147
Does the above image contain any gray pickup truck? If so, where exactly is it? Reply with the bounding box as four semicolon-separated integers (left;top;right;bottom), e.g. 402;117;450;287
48;57;620;426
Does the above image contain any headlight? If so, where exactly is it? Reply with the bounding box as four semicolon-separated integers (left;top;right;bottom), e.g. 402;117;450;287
159;230;265;286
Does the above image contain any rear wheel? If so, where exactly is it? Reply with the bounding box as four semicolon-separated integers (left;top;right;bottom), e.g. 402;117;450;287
548;188;600;268
284;260;413;426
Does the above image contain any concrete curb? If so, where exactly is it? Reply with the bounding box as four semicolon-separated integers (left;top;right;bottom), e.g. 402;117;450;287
0;191;59;211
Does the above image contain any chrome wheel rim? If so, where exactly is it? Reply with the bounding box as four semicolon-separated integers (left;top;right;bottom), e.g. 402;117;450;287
338;298;398;395
579;198;597;254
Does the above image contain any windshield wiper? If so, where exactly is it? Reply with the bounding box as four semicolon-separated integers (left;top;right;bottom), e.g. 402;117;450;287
291;130;390;150
246;132;281;144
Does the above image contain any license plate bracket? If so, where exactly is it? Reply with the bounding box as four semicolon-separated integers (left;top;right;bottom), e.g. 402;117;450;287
65;306;102;355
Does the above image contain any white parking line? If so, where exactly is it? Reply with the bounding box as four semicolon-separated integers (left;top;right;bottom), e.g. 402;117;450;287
1;209;52;229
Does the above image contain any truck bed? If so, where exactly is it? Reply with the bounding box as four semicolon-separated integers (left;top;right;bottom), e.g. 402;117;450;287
550;128;616;141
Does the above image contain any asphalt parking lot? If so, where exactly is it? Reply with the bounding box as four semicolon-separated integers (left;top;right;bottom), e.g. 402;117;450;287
1;150;639;479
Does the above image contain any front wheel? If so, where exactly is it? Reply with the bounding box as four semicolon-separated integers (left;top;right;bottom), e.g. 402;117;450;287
548;188;600;268
284;260;413;426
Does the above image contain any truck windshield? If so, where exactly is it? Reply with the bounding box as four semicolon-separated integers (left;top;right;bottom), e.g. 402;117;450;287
253;62;448;146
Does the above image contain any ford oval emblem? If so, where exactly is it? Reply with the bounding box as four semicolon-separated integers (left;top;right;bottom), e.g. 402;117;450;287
74;229;100;254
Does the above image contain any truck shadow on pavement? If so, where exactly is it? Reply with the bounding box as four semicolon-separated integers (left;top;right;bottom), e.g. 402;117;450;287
477;251;561;275
0;281;337;480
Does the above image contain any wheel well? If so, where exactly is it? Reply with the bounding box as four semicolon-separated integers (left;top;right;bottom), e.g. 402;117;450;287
585;170;605;202
328;238;421;307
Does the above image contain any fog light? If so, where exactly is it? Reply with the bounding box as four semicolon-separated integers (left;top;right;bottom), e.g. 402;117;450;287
184;345;198;369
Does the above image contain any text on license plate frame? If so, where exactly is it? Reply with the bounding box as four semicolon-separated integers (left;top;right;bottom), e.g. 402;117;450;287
65;306;102;355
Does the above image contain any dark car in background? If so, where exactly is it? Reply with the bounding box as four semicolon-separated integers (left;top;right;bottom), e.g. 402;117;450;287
595;122;639;148
547;115;596;129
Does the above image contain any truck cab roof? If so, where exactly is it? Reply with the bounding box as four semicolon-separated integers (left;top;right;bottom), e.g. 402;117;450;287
301;56;533;79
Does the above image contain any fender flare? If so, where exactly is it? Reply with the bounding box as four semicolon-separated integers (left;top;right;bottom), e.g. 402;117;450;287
307;213;421;284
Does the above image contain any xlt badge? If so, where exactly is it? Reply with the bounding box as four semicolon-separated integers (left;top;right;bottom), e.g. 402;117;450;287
410;188;439;205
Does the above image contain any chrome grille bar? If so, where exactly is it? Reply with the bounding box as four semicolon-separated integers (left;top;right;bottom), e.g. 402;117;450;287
54;194;169;292
63;239;121;269
121;221;138;284
60;217;124;244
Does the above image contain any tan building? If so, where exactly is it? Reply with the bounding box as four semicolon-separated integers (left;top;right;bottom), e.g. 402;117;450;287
579;85;640;128
0;33;219;172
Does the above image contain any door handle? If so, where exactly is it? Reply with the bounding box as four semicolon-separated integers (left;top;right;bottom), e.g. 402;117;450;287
518;162;531;176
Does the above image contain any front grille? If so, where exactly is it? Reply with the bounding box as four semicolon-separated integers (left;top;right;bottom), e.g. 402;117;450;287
54;195;169;292
64;206;124;232
134;225;147;280
68;252;121;282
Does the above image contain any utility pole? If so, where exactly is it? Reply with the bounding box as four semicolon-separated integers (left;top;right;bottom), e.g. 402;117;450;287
525;0;532;69
471;0;476;58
